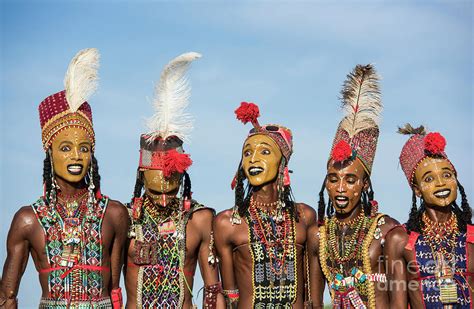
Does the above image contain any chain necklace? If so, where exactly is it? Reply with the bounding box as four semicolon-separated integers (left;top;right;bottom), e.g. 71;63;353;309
328;209;368;265
248;196;292;275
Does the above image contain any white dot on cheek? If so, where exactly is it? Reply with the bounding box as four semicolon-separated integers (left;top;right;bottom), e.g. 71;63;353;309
423;162;428;167
354;192;359;196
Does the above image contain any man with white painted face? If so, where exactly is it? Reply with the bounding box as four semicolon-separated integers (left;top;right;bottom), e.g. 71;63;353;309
124;52;225;308
307;64;407;308
0;49;128;308
399;124;473;308
214;102;316;308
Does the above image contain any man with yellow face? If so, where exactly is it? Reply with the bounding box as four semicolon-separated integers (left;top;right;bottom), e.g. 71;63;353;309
214;102;316;308
124;52;225;309
399;125;473;308
307;64;407;308
0;49;128;309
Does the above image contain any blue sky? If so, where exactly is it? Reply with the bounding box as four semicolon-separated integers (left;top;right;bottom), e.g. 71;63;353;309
1;1;472;307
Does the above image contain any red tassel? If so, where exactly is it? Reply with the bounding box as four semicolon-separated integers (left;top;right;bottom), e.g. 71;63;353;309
370;200;379;217
283;167;291;186
235;102;260;127
424;132;446;154
331;140;352;162
162;149;193;178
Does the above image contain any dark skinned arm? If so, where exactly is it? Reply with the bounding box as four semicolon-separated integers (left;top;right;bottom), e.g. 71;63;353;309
192;209;225;308
382;220;408;309
298;203;317;304
213;211;238;308
106;200;129;307
307;224;325;309
0;207;35;309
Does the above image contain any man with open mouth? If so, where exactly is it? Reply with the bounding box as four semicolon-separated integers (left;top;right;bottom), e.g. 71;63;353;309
0;49;128;308
214;102;316;308
399;124;473;308
307;64;408;308
124;52;225;309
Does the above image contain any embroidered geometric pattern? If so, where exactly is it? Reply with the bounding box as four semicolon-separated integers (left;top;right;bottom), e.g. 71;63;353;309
31;196;108;302
246;208;298;308
414;232;471;308
131;200;205;308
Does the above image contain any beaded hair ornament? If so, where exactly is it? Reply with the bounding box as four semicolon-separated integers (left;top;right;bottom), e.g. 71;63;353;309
132;52;201;219
230;102;293;224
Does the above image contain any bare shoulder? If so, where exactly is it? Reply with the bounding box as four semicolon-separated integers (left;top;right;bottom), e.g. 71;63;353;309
296;202;316;226
189;207;215;225
213;209;236;234
379;215;407;242
12;205;38;229
104;199;129;228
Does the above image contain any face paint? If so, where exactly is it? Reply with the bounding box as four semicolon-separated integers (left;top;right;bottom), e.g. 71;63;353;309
242;134;282;187
51;127;92;183
414;157;457;207
143;169;181;204
326;158;367;214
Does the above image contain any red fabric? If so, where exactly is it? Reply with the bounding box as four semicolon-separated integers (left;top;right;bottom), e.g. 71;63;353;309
283;166;291;186
235;102;260;125
331;140;352;162
39;265;109;280
467;224;474;244
111;287;123;309
39;90;93;129
424;132;446;154
405;231;420;251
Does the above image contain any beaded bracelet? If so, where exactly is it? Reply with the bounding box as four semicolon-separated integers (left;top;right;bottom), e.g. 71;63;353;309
223;288;240;304
204;282;222;309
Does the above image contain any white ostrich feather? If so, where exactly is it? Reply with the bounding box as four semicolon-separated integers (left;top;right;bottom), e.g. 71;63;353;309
339;64;382;138
146;52;201;142
64;48;100;112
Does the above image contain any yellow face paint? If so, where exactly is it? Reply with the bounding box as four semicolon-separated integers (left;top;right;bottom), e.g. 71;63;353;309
242;134;282;187
414;157;457;207
143;169;181;202
51;127;92;183
326;158;367;214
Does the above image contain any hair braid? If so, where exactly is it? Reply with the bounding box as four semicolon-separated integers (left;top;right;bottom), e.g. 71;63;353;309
317;180;326;225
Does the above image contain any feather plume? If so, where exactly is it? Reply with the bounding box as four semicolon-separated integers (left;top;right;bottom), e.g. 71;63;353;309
146;52;201;142
397;123;426;136
64;48;100;112
339;64;382;138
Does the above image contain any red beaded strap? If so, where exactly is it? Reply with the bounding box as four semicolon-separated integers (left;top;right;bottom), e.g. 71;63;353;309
39;264;109;279
111;287;123;309
405;231;420;251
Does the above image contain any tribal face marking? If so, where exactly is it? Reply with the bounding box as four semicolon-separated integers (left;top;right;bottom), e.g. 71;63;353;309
242;134;282;187
51;127;92;183
326;158;367;214
414;157;457;207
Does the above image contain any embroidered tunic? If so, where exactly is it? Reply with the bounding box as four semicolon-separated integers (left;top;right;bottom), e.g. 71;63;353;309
406;227;473;308
31;196;109;308
128;200;208;308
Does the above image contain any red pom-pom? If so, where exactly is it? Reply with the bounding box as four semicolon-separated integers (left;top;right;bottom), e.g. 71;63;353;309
331;140;352;162
235;102;260;124
424;132;446;154
162;149;193;178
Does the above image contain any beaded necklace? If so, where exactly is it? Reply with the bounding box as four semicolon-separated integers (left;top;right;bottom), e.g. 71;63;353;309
246;197;297;307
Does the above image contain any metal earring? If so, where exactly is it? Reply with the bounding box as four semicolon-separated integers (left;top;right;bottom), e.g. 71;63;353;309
87;159;96;209
49;150;58;205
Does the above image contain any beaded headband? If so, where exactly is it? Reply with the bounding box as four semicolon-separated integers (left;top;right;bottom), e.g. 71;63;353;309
38;48;99;152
